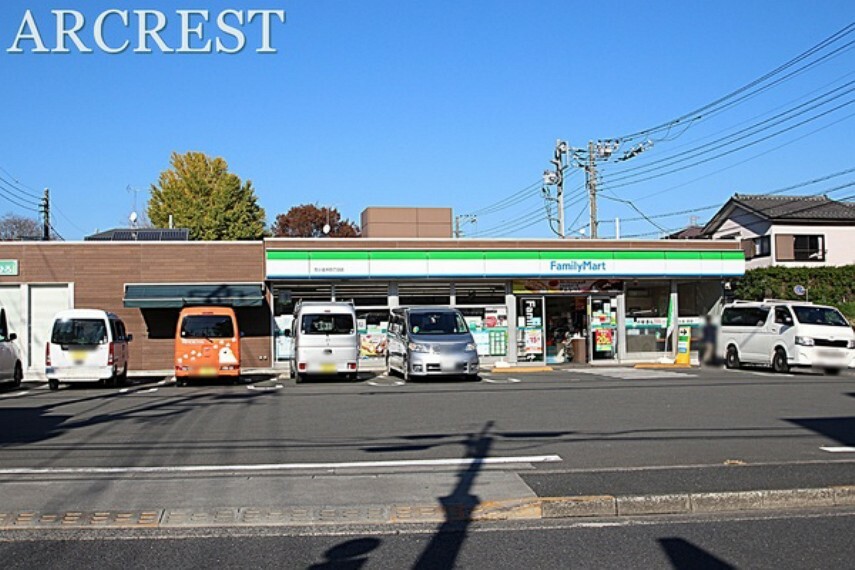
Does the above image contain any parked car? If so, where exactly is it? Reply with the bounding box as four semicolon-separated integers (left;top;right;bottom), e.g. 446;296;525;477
0;307;23;388
46;309;132;390
175;306;241;385
290;301;359;382
386;306;479;381
719;300;855;375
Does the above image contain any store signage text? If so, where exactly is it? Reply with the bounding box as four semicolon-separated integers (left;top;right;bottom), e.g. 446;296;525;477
548;260;608;273
0;260;19;276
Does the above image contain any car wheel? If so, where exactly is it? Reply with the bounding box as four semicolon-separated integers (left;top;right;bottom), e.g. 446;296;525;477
117;368;128;386
48;379;59;391
13;362;23;388
402;358;410;383
295;372;303;384
772;348;789;374
175;377;186;387
824;368;842;376
289;364;295;379
725;346;740;370
384;356;393;378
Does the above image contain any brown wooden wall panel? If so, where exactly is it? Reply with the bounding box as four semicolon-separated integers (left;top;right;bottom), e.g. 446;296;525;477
0;242;270;372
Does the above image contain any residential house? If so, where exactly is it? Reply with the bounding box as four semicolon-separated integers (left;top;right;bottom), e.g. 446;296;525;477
701;193;855;269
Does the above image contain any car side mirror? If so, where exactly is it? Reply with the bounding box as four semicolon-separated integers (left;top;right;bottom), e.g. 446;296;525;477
126;334;134;342
8;333;16;342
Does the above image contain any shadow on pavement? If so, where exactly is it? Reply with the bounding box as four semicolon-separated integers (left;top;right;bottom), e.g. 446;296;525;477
413;421;493;569
659;537;735;569
308;538;381;570
786;416;855;446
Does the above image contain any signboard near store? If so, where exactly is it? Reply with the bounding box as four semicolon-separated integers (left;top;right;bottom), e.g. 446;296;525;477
513;279;623;295
0;260;18;276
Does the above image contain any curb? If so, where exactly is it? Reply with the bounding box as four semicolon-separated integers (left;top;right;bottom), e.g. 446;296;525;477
3;486;853;530
633;363;693;369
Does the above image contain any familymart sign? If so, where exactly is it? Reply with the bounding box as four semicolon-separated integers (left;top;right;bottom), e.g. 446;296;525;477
265;250;744;280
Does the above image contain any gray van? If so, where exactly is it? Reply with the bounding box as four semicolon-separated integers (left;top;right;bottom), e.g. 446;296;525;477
386;307;479;381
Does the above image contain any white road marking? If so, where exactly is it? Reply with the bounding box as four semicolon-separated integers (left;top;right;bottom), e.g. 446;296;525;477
483;377;521;384
366;379;405;386
821;446;855;453
156;379;168;385
145;388;158;393
0;454;563;475
118;388;130;394
246;385;283;391
0;390;29;399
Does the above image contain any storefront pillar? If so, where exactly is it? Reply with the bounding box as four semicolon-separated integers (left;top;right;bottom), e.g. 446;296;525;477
670;281;679;356
505;283;518;364
616;291;627;362
388;282;399;308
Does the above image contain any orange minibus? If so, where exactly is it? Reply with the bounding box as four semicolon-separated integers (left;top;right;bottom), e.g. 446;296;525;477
175;306;240;384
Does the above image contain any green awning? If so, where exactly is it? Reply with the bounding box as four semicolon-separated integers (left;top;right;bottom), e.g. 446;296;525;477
124;284;265;309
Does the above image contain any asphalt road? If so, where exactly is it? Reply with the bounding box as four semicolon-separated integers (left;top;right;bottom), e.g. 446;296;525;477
1;366;854;515
1;366;853;470
1;509;854;569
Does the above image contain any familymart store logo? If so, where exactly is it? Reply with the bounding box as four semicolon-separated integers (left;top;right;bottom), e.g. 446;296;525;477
6;8;286;54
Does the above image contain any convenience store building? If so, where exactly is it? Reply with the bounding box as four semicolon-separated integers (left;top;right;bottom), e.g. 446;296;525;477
0;234;743;374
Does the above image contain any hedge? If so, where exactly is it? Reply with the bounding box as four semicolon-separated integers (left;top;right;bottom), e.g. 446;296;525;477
733;265;855;320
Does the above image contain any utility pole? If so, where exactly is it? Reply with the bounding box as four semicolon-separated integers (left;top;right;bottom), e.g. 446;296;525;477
40;188;50;241
454;214;477;238
586;141;598;238
543;140;568;238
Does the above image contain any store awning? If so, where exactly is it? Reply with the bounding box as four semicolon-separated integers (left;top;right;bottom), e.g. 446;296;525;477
124;284;265;309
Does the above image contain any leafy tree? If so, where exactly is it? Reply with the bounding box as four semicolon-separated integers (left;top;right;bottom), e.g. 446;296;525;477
0;213;42;240
271;204;360;237
148;152;266;240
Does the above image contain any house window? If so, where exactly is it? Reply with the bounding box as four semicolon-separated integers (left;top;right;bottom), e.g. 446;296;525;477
753;236;771;257
775;234;825;262
793;235;825;261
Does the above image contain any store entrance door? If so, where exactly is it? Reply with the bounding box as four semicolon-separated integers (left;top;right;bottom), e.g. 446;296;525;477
589;297;618;361
544;296;588;364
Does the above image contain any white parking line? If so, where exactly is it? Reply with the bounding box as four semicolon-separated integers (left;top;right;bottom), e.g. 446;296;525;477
0;390;30;399
483;377;521;384
246;384;283;391
820;446;855;453
366;379;405;386
0;454;563;475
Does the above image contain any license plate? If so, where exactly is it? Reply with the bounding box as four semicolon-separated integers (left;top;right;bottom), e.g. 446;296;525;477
199;367;218;376
819;350;844;358
320;363;337;374
70;351;86;361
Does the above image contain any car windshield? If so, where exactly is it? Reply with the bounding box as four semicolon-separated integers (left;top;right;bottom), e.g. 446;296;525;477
408;311;469;335
301;314;355;335
51;319;108;345
792;306;849;327
181;315;235;338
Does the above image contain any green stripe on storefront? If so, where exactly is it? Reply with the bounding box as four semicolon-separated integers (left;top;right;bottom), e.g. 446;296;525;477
267;250;744;262
310;251;370;260
266;251;310;260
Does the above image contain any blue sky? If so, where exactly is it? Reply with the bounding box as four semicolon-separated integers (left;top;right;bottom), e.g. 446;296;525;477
0;1;853;240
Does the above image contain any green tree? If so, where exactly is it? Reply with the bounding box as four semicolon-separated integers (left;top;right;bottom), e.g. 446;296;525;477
148;152;266;240
271;204;360;237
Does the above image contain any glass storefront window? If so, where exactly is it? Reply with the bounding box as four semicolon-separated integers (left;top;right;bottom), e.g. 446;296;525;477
335;283;389;307
454;282;505;306
678;281;723;347
625;282;670;354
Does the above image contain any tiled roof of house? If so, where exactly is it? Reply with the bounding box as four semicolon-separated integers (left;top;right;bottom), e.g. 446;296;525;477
731;194;855;221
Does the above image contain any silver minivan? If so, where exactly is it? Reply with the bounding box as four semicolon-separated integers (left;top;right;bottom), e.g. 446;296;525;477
386;307;480;381
290;301;359;382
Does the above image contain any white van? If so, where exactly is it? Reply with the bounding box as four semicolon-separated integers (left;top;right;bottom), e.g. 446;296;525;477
46;309;133;390
290;301;359;382
0;307;24;388
719;300;855;375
